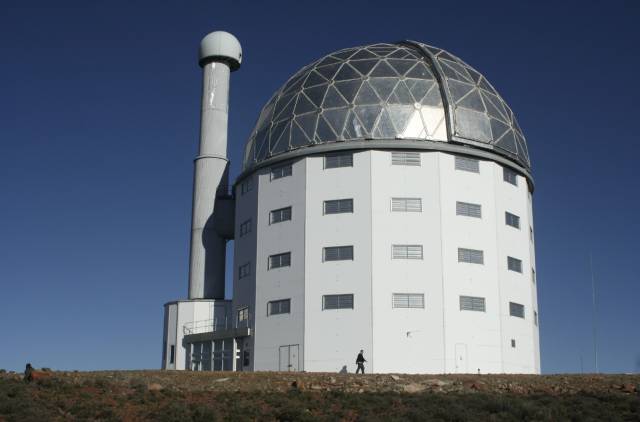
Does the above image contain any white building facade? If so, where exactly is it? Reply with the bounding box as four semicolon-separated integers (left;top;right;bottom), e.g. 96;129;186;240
163;38;540;374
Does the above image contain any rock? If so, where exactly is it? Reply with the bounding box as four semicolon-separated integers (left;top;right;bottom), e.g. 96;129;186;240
147;383;163;391
214;378;230;383
390;375;401;381
310;384;323;390
291;380;304;390
620;383;636;393
329;377;336;383
424;379;448;387
403;383;427;393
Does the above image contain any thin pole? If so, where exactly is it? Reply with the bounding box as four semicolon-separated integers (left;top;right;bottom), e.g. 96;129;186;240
590;253;598;373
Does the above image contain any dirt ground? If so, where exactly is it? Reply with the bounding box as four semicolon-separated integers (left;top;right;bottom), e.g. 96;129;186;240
0;370;638;421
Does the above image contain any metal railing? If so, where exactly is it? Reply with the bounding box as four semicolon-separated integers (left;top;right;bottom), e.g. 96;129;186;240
183;315;251;335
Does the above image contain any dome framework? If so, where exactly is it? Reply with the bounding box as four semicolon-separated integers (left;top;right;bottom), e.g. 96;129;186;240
243;42;530;178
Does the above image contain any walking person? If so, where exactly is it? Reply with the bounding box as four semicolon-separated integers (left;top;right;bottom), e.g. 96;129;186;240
355;349;367;374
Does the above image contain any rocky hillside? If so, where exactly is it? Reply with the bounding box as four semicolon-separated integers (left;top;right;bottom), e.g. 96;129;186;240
1;370;638;421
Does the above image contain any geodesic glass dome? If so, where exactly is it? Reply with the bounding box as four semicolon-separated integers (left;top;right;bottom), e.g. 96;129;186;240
243;41;530;173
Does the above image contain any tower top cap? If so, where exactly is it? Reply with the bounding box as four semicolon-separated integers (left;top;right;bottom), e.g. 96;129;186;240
199;31;242;70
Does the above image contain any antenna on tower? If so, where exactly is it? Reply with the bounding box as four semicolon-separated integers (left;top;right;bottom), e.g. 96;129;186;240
590;252;598;373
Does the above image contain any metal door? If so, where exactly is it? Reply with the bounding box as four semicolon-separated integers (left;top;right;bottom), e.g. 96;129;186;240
279;344;299;371
454;343;468;373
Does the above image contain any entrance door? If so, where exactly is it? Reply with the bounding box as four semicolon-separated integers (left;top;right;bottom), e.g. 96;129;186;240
279;344;299;371
454;343;468;373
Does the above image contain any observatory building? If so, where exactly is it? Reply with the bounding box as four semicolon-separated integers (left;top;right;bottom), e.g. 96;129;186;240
162;31;540;374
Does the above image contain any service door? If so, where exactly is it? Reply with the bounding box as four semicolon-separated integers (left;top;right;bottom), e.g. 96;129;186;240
279;345;300;371
454;343;468;373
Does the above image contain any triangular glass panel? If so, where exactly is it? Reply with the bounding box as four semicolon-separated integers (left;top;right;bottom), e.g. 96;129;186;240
316;63;341;80
255;131;269;162
437;51;456;62
349;59;378;76
515;131;529;161
304;85;328;108
387;104;414;134
368;47;395;57
350;48;377;60
269;120;289;152
295;113;318;140
490;117;510;141
447;80;475;102
354;81;381;105
388;59;416;76
290;121;312;149
478;77;496;94
405;63;433;79
303;71;328;88
316;55;342;67
334;80;362;103
331;49;357;60
334;63;361;81
322;107;349;136
282;75;305;94
270;121;292;155
322;85;349;108
273;95;296;121
457;89;485;113
315;116;337;143
390;80;412;104
495;130;518;154
466;66;483;83
425;45;441;56
294;93;317;115
343;110;364;139
408;79;433;103
388;48;411;59
442;60;473;83
355;105;382;134
369;77;398;102
370;60;398;77
253;127;270;157
482;92;508;122
421;85;442;107
373;108;396;138
440;62;461;80
255;100;275;130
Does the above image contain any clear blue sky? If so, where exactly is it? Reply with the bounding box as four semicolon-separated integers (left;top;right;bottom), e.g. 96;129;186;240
1;0;638;374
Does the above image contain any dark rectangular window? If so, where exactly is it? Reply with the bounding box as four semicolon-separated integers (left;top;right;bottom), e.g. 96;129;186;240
323;246;354;261
508;256;523;273
392;293;425;309
324;153;353;169
239;219;252;237
503;168;518;186
456;201;482;218
237;307;249;323
455;156;480;173
322;294;354;310
505;211;520;229
509;302;525;318
511;339;516;348
270;206;292;224
391;198;422;212
240;178;253;195
459;295;486;312
238;262;250;279
458;248;484;264
169;345;175;364
324;199;353;214
392;245;423;259
271;164;292;180
268;299;291;316
534;310;538;326
391;151;421;166
269;252;291;269
532;268;536;284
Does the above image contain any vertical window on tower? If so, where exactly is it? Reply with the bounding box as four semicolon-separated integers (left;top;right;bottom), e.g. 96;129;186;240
511;339;516;348
169;345;175;364
270;206;292;224
391;151;421;166
269;252;291;269
455;156;480;173
456;201;482;218
238;262;250;279
270;164;292;180
458;248;484;264
503;167;518;186
324;153;353;169
505;211;520;229
391;198;422;212
324;199;354;214
323;246;354;261
532;268;536;284
509;302;525;318
240;177;253;195
534;310;539;326
392;245;423;259
507;256;523;273
530;226;534;242
239;219;252;237
237;307;249;325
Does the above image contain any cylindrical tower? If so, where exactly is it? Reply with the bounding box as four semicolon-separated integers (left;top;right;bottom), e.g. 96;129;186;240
188;31;242;299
